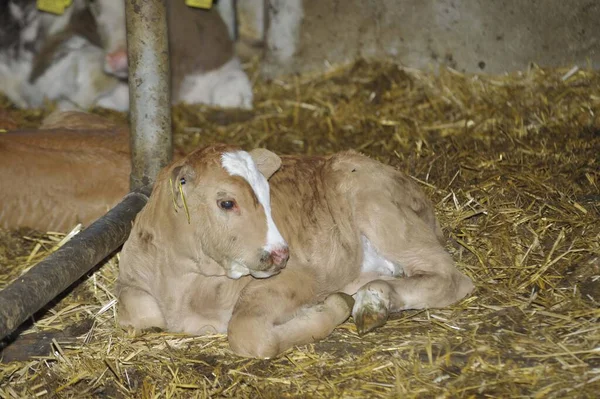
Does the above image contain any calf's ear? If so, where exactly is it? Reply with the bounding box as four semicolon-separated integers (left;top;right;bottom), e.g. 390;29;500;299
249;148;282;180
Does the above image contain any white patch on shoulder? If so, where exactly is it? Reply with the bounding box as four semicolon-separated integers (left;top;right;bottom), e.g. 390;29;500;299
361;236;403;277
221;151;287;252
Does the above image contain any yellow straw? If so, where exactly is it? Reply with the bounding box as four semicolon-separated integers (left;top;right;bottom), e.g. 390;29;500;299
178;181;191;224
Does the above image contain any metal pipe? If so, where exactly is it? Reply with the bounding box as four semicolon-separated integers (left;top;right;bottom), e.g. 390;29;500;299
126;0;173;190
0;188;151;340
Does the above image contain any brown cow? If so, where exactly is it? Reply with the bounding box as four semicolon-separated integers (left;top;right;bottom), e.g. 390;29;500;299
0;111;182;232
116;144;474;359
0;137;127;232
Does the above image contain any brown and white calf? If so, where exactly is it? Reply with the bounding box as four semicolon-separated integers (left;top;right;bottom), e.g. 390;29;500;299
117;144;474;359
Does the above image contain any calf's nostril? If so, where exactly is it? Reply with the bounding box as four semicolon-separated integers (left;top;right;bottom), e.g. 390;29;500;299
260;251;272;263
271;247;290;266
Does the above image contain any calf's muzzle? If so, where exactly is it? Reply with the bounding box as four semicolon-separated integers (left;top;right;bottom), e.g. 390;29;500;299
270;247;290;269
254;246;290;278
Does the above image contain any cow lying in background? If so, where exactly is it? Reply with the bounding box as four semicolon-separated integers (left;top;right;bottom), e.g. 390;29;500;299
117;144;474;358
0;0;252;111
0;111;184;232
0;112;130;231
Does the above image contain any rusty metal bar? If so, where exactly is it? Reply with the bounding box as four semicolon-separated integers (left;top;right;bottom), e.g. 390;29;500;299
126;0;173;190
0;188;151;340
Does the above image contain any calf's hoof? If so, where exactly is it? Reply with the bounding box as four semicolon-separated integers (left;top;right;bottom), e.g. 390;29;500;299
352;286;390;335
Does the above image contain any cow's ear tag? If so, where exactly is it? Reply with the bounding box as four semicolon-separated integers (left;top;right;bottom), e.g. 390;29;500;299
169;176;191;224
37;0;72;15
177;180;191;225
185;0;213;10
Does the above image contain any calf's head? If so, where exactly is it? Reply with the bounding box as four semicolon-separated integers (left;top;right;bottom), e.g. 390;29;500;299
165;145;289;279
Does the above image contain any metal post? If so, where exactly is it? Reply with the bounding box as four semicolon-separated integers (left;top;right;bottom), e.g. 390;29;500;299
126;0;173;190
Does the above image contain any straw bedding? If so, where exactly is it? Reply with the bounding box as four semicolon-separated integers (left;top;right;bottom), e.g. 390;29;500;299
0;59;599;398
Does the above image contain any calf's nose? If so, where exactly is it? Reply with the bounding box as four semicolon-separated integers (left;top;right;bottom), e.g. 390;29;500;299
106;49;128;74
270;247;290;268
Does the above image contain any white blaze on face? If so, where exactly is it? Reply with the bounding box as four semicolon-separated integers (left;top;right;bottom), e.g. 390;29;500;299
221;151;287;252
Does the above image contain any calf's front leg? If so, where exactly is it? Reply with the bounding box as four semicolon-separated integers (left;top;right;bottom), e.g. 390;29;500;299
117;284;166;331
228;269;354;359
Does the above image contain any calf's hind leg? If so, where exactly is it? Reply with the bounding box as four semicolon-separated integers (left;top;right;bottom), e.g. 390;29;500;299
354;202;474;334
228;270;354;359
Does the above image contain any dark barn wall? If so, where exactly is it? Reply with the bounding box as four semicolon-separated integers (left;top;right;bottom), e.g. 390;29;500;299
258;0;600;77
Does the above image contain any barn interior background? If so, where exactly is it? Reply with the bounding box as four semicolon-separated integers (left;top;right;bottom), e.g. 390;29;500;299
1;0;599;398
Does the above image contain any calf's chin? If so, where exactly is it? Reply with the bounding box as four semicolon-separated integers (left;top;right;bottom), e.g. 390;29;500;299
223;260;282;280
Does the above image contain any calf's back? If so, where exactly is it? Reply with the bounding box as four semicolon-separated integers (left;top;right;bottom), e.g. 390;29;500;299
0;128;130;232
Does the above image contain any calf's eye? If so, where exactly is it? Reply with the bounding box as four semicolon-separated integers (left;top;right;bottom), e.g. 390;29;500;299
180;177;186;185
219;200;236;210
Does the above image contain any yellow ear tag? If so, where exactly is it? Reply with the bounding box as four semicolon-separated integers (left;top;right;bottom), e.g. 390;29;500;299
185;0;213;10
37;0;72;15
177;181;191;225
168;178;179;213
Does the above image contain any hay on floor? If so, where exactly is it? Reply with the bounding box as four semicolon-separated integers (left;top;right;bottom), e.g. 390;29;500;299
0;60;599;398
